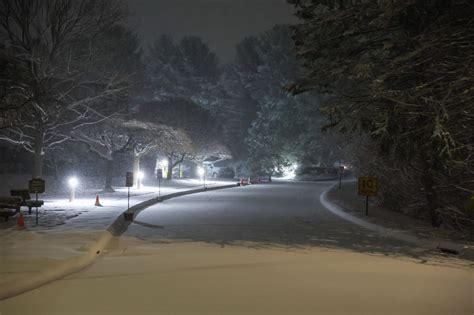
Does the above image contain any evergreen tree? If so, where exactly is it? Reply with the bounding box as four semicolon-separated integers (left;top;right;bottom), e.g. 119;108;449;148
288;0;474;227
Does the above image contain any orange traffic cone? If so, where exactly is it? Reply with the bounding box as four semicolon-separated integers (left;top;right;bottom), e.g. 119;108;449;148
17;214;25;229
95;195;103;207
247;177;252;185
240;177;244;187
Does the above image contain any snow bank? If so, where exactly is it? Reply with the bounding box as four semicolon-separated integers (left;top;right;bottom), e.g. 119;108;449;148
1;239;472;314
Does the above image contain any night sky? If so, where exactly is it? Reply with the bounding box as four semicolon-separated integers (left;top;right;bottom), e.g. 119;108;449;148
126;0;297;62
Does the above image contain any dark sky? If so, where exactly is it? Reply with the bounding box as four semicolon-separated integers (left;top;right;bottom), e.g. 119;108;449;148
126;0;297;62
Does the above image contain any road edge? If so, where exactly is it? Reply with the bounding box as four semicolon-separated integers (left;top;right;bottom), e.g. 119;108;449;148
0;183;240;300
320;183;474;260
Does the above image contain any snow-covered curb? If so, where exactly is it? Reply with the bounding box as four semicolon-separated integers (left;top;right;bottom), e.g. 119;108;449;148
0;231;113;301
0;183;239;300
320;183;474;260
108;184;238;236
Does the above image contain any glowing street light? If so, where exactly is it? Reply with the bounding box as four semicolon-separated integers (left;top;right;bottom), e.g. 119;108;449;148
160;159;169;178
68;176;79;202
197;166;206;189
68;177;78;188
197;166;205;178
137;171;145;189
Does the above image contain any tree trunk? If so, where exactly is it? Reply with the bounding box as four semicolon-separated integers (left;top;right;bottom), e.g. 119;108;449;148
166;154;186;180
233;165;238;179
423;167;440;227
52;157;60;180
167;156;173;180
32;134;44;178
103;158;115;192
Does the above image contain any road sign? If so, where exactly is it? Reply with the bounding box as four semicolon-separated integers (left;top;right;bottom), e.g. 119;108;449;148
125;172;134;188
358;177;378;196
29;178;45;194
157;169;163;180
358;176;378;216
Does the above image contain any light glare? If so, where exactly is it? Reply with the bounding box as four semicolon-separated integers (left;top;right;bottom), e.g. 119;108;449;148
68;177;79;188
197;166;205;177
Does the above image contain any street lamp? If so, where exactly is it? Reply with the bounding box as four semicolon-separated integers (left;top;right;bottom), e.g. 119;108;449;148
161;159;168;178
137;171;145;189
197;166;206;189
68;176;79;202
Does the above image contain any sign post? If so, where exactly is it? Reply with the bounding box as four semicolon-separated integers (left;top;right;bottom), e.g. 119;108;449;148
125;172;133;210
156;169;163;196
358;177;378;216
35;192;38;225
29;178;45;225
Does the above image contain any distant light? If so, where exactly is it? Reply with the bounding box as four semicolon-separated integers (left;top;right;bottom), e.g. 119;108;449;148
138;171;145;180
277;162;298;179
161;159;168;167
68;177;79;188
197;166;205;177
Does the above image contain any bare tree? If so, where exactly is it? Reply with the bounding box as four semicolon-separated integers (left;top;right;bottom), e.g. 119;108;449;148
74;116;190;191
138;98;229;179
74;117;134;192
0;0;133;178
123;120;189;187
0;45;28;127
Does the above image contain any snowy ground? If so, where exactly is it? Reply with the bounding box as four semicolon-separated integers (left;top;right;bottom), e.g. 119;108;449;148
1;180;472;314
1;238;472;315
326;181;474;245
0;177;236;286
0;175;234;230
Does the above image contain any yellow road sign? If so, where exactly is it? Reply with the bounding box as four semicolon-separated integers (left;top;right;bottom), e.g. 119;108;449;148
358;177;378;196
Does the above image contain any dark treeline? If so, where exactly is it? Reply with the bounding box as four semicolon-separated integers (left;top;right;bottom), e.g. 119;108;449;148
284;0;474;229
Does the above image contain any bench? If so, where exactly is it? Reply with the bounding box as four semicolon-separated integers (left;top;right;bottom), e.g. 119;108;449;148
0;196;21;221
10;189;44;214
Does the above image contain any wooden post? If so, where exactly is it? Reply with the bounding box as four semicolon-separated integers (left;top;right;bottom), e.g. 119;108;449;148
365;196;369;216
35;192;39;225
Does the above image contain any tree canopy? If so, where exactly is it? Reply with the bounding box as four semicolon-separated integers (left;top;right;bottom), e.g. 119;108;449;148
288;0;474;227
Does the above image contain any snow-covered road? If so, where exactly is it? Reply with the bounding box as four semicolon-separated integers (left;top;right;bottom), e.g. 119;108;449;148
127;181;426;257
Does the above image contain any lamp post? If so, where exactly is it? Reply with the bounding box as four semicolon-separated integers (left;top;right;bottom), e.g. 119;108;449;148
197;166;206;189
161;159;168;178
68;177;78;202
339;166;345;189
137;171;145;189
